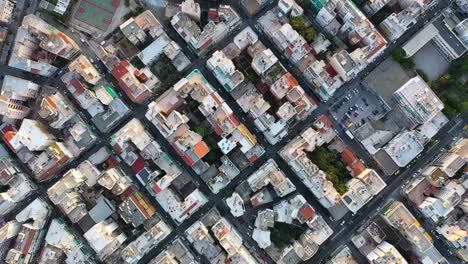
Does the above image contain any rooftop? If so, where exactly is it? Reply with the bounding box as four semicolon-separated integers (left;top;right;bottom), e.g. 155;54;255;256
68;55;101;85
247;159;296;197
383;131;424;167
42;218;95;264
119;191;156;227
393;76;444;124
84;220;127;260
121;217;172;264
383;201;434;254
207;50;245;92
366;241;408;264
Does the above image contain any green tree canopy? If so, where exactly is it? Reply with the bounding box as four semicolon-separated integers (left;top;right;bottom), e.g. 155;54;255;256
193;125;209;137
303;27;317;42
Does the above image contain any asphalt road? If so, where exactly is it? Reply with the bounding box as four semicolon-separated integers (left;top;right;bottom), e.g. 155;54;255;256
0;0;463;263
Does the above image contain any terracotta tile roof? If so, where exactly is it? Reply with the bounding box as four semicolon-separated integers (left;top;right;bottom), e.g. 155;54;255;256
341;147;357;165
193;140;209;158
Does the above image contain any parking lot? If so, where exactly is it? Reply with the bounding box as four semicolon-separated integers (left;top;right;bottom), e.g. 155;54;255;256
330;85;388;131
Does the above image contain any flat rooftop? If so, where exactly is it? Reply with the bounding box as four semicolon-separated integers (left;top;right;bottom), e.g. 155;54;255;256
383;131;423;167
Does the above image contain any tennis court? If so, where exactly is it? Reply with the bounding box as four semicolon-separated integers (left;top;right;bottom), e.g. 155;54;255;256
73;0;120;31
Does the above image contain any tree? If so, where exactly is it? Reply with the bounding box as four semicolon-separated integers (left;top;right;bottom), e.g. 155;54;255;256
270;223;303;249
392;48;415;69
442;104;457;118
308;146;351;194
392;47;407;61
298;0;311;10
459;102;468;113
194;125;209;137
223;189;234;198
289;16;306;32
335;182;347;195
303;27;317;42
401;59;415;69
415;69;429;82
204;151;219;165
187;99;199;111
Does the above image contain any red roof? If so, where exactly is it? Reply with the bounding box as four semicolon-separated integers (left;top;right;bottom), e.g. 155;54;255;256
38;161;61;182
182;201;199;216
3;131;15;142
310;47;317;55
57;32;71;44
229;114;240;126
70;79;86;94
131;156;145;173
350;161;366;176
255;80;269;94
193;141;209;159
248;154;258;163
251;197;259;205
341;147;357;165
326;66;337;77
214;124;223;136
113;143;123;154
299;205;315;222
22;229;36;254
211;93;222;105
111;60;130;79
106;156;119;169
198;38;213;51
307;95;317;106
208;10;219;22
121;186;134;198
2;126;17;152
318;115;333;127
1;124;15;134
152;183;162;194
284;73;298;88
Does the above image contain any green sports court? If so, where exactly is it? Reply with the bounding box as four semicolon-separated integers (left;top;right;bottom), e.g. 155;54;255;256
73;0;120;32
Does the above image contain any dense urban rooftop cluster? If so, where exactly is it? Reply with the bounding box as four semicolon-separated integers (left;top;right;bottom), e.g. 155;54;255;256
0;0;466;263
